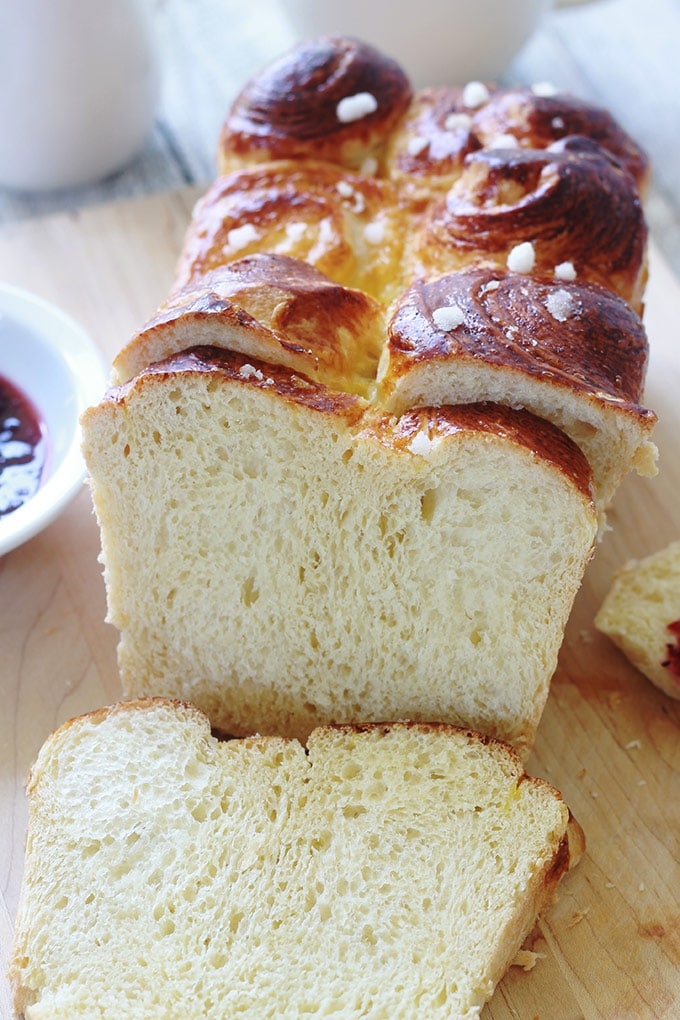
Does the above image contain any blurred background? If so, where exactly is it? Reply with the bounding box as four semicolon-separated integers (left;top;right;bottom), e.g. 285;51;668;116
0;0;677;274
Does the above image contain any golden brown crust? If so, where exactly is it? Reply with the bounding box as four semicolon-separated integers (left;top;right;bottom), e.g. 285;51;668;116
325;717;520;752
384;84;649;197
173;161;406;302
102;344;595;502
107;345;370;427
413;138;647;310
361;402;595;501
220;41;648;194
218;36;412;173
472;87;649;193
530;811;585;918
54;696;200;731
165;39;653;431
381;268;655;412
384;86;479;198
113;254;387;396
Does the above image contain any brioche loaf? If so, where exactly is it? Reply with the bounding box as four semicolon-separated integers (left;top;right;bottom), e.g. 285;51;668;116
113;36;656;516
83;348;596;754
82;35;657;751
9;699;585;1019
595;540;680;699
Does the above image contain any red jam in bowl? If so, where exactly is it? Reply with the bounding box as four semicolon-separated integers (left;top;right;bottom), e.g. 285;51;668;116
0;374;48;517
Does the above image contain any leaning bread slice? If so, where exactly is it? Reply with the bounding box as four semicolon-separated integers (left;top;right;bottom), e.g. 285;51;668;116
81;347;597;755
111;253;388;398
10;699;585;1020
378;269;657;519
595;539;680;699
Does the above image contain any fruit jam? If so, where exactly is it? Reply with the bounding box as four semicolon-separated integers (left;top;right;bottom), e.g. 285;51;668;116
0;375;48;517
663;620;680;680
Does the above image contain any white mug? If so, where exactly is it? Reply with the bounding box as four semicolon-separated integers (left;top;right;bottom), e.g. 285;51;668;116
278;0;595;87
0;0;160;192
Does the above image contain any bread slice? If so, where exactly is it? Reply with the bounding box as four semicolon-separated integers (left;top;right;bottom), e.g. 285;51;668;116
377;268;657;517
595;540;680;699
9;699;585;1020
111;253;388;396
81;347;597;755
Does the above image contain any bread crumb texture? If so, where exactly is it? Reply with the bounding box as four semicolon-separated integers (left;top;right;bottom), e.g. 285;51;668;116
595;539;680;699
10;702;574;1019
82;363;596;755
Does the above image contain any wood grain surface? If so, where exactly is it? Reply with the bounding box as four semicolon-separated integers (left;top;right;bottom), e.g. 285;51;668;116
0;187;678;1019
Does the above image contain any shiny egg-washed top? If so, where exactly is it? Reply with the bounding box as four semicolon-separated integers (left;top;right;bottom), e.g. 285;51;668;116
111;34;655;503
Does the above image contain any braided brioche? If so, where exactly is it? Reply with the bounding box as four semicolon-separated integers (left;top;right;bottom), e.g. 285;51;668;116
171;161;407;303
113;254;388;398
82;35;657;751
10;699;584;1020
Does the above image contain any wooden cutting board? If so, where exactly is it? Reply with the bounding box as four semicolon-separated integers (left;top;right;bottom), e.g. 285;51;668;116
0;188;678;1019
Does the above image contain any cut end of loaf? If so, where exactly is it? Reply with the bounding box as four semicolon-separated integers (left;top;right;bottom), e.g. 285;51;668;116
10;699;582;1020
82;348;598;755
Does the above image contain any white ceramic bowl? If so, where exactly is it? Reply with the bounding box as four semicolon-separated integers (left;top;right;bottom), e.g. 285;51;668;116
279;0;597;87
0;283;108;556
